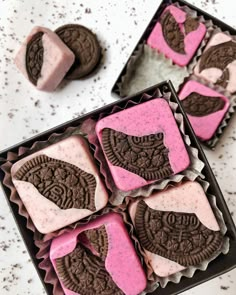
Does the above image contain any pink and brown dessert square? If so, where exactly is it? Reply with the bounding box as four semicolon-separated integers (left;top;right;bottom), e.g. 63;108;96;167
194;32;236;93
147;5;206;66
96;98;190;192
179;80;230;141
129;181;223;277
15;26;75;91
11;135;108;234
50;212;147;295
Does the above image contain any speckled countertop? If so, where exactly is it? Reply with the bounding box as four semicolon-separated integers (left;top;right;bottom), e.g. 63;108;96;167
0;0;236;294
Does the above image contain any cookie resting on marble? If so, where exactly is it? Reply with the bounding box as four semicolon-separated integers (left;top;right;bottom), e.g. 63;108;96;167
147;5;206;66
129;181;223;277
194;32;236;93
50;213;147;295
96;98;190;191
55;24;101;79
179;80;230;141
11;135;108;234
14;26;75;91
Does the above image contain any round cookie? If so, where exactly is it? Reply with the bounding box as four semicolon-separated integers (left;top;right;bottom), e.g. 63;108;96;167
55;24;101;79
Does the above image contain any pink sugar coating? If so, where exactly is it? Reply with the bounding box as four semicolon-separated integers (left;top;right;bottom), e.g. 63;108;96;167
50;213;147;295
129;181;220;277
147;5;206;66
179;80;230;141
11;135;108;234
14;26;75;91
96;98;190;191
194;32;236;93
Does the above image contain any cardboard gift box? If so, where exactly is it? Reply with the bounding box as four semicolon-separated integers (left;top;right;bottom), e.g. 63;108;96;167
0;81;236;295
112;0;236;149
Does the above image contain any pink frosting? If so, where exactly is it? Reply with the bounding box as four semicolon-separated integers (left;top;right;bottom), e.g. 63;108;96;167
96;98;190;191
50;213;147;295
179;80;230;141
14;26;74;91
129;181;220;277
194;32;236;93
147;5;206;66
11;135;108;234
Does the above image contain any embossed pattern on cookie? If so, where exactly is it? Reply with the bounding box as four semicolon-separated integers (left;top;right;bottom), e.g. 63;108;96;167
181;92;225;117
184;16;199;35
135;200;223;267
102;128;173;181
199;41;236;88
55;24;101;79
26;31;44;85
56;243;124;294
160;11;185;54
84;225;109;260
14;155;96;211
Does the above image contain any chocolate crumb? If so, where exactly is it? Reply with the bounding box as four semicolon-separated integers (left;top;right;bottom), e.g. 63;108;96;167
34;100;40;107
221;286;230;290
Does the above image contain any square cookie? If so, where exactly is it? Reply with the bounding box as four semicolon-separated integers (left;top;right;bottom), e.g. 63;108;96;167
194;33;236;93
129;181;223;277
147;5;206;66
11;135;108;234
15;26;75;91
96;98;190;191
179;80;230;141
50;213;147;295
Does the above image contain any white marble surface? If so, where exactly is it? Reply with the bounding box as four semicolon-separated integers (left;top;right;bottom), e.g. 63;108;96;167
0;0;236;294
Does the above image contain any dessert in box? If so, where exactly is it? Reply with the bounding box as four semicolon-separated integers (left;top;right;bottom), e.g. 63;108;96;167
50;213;147;295
129;181;223;277
179;80;230;141
96;98;190;191
194;32;236;94
15;26;75;92
11;135;108;234
0;82;235;295
147;5;206;66
112;0;236;148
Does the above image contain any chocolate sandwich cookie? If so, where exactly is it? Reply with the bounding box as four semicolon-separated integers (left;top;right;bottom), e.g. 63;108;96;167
14;155;97;211
26;31;44;85
56;243;123;295
147;5;206;67
135;200;223;267
194;32;236;93
55;24;101;79
179;80;230;141
15;26;75;91
181;92;226;117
